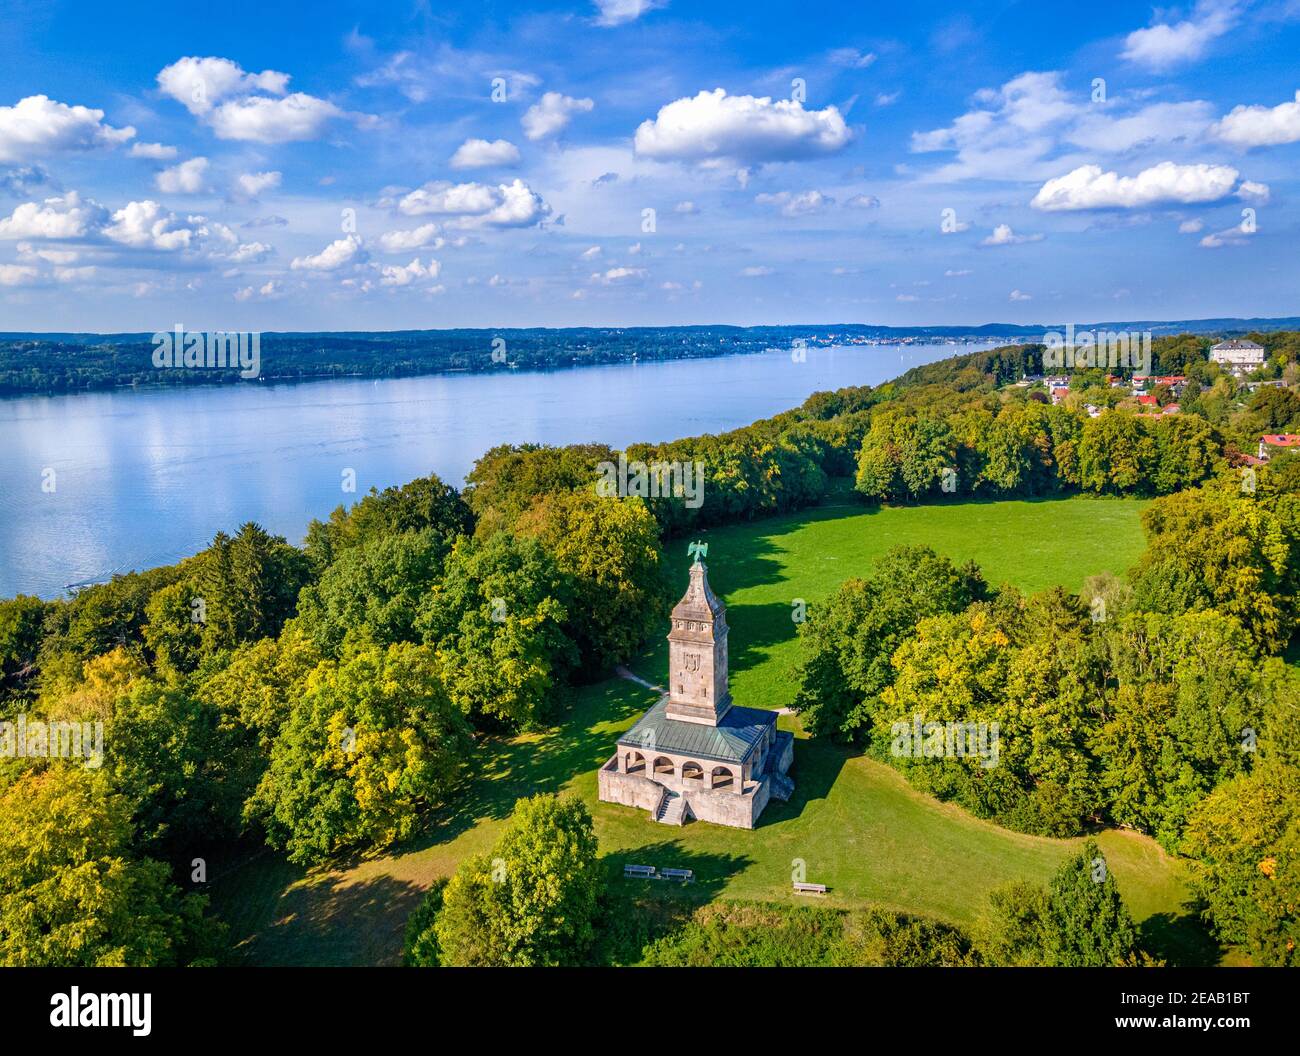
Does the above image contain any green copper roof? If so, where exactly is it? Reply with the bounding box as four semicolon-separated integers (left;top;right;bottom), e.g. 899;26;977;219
617;697;776;765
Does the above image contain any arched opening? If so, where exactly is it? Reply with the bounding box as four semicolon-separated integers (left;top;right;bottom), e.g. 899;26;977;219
710;765;734;790
681;760;704;783
652;756;675;777
625;751;645;774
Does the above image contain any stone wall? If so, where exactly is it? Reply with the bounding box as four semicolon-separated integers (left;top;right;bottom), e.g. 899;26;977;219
598;757;664;813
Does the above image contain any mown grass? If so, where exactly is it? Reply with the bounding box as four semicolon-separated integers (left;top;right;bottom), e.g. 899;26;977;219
211;494;1215;967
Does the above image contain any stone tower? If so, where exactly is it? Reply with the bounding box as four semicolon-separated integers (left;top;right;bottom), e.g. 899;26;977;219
666;557;732;725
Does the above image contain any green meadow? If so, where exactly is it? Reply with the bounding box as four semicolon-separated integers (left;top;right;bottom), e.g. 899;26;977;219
212;494;1215;967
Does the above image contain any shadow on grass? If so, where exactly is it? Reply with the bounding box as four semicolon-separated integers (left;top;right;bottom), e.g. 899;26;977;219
754;735;848;828
227;869;426;967
1139;908;1224;968
593;842;754;965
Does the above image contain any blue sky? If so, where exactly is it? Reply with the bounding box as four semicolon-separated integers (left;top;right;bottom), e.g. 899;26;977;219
0;0;1297;331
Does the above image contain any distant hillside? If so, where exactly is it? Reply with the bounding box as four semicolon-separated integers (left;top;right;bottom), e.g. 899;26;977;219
2;318;1298;396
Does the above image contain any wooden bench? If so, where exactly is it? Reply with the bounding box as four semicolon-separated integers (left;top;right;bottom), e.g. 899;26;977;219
623;864;657;879
660;868;694;883
793;881;828;895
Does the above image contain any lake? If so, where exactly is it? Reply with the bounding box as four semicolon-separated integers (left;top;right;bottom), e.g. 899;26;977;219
0;342;988;598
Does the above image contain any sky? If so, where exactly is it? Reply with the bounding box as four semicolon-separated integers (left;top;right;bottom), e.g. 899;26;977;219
0;0;1298;332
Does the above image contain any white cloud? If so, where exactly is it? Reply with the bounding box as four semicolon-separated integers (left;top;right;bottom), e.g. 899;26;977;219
1122;1;1239;69
590;265;646;284
592;0;667;27
209;94;346;143
0;191;107;239
234;278;284;301
1237;180;1270;204
1178;218;1205;233
828;48;877;69
155;157;209;194
103;200;198;250
1213;90;1300;148
398;179;550;228
1009;289;1032;301
911;71;1214;182
581;245;602;259
674;200;699;214
1200;221;1254;248
944;268;972;276
0;95;134;164
450;138;521;169
380;257;441;286
634;89;851;164
1031;161;1242;211
740;265;774;276
522;92;594;140
129;141;178;160
845;193;880;209
754;189;834;216
157;56;356;143
291;234;365;271
236;170;282;198
0;263;40;286
225;241;273;264
981;223;1043;246
379;223;442;253
156;56;290;115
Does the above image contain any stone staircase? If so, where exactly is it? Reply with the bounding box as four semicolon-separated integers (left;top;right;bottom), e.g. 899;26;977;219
768;772;795;802
655;790;686;825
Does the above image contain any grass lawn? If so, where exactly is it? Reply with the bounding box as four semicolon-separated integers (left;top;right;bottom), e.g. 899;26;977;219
211;493;1214;966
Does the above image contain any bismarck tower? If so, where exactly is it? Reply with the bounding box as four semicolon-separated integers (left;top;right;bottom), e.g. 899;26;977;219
665;553;732;725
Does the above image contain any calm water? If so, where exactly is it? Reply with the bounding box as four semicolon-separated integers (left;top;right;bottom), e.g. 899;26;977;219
0;343;988;598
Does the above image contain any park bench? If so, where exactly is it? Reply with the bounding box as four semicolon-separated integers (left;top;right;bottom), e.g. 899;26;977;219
659;868;694;883
623;864;657;879
793;881;828;895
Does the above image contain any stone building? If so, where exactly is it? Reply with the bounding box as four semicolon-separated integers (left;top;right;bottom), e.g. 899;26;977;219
597;550;794;828
1210;339;1266;376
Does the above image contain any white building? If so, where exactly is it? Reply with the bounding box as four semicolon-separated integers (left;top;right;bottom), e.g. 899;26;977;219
1210;339;1266;376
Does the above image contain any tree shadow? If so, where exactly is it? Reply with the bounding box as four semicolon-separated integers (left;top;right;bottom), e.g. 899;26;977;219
1139;908;1224;967
592;842;755;965
225;869;427;967
753;735;848;828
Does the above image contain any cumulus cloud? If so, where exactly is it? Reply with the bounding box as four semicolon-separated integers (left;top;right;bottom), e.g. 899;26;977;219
590;265;646;284
522;92;594;140
450;138;521;169
754;189;834;216
380;257;441;286
129;142;178;160
103;200;199;250
236;170;282;198
379;223;442;253
1213;90;1300;148
1031;161;1242;211
0;191;106;239
1009;289;1032;301
0;95;135;164
291;234;365;271
845;193;880;209
155;157;209;194
0;263;40;286
634;89;851;164
398;178;550;228
674;200;699;214
156;56;290;114
1121;1;1238;69
224;240;273;264
104;197;201;249
234;278;283;301
981;223;1043;246
157;56;356;143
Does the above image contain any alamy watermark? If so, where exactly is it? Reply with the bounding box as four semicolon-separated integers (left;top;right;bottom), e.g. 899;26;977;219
890;713;1000;769
152;324;261;379
1043;324;1151;375
1;714;103;768
596;453;705;509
